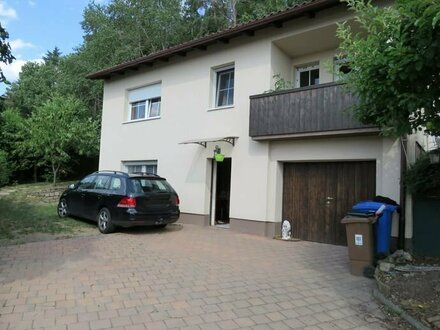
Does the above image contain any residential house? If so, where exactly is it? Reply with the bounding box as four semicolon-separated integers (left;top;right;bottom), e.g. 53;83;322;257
89;0;418;248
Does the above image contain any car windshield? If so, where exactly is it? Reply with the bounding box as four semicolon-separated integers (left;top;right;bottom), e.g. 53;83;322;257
130;178;173;194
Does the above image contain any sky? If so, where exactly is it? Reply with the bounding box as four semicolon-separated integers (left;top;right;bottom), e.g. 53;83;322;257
0;0;107;94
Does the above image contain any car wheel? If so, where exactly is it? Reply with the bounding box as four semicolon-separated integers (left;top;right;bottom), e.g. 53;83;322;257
57;199;69;218
97;208;115;234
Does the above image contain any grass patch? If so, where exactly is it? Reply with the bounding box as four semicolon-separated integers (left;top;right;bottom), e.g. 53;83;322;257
0;183;96;244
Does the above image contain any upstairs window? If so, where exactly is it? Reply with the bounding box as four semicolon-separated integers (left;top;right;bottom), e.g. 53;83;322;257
296;63;319;88
127;83;161;121
215;67;234;108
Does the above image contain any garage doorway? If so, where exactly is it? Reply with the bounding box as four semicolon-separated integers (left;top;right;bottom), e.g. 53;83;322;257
283;161;376;245
210;158;232;227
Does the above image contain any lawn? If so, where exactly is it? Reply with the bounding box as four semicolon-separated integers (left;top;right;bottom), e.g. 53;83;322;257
0;183;96;244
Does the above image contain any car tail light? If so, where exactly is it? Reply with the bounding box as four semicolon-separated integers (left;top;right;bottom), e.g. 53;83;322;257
117;197;136;208
175;195;180;206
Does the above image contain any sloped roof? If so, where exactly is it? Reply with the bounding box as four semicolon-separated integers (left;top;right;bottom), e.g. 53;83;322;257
87;0;341;80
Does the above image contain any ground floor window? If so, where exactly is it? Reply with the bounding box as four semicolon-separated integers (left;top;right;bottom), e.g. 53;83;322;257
123;160;158;175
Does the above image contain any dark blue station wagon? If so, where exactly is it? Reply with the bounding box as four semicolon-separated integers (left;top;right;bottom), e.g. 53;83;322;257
57;171;180;233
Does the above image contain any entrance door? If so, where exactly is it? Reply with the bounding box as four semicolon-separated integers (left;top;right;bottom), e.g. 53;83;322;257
215;158;231;225
282;161;376;245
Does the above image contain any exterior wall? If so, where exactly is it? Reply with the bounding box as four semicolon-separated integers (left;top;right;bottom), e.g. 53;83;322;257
100;33;272;222
270;44;292;87
99;4;402;237
266;136;401;235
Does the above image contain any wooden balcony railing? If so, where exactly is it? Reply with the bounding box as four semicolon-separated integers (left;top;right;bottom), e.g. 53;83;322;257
249;82;378;140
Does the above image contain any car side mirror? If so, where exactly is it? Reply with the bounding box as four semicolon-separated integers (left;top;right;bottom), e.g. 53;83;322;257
69;183;75;189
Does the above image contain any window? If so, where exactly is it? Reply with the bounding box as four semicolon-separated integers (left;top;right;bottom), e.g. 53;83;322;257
109;177;123;192
295;63;319;88
123;160;158;175
94;175;111;190
78;175;96;190
127;83;161;121
131;178;172;194
215;67;234;107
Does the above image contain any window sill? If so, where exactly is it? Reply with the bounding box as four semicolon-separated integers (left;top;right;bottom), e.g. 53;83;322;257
123;116;161;124
207;105;235;112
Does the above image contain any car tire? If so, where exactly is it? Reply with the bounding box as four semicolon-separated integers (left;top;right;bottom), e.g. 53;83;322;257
97;208;115;234
57;199;69;218
156;224;167;229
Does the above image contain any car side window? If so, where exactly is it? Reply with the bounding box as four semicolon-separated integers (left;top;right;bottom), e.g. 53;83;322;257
109;177;123;192
78;175;96;190
94;175;111;190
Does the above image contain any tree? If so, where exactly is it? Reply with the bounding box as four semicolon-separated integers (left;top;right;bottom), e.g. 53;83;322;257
26;95;100;184
80;0;186;69
5;48;62;116
337;0;440;137
0;149;11;186
0;22;15;84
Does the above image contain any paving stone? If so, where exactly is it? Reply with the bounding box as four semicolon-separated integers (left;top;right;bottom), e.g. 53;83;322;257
90;319;112;329
0;224;387;330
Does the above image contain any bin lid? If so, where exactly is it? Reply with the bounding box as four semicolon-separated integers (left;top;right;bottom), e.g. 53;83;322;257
341;215;377;224
347;211;375;217
352;201;397;212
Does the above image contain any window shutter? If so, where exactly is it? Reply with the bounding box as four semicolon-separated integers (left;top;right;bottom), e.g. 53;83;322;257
128;84;161;103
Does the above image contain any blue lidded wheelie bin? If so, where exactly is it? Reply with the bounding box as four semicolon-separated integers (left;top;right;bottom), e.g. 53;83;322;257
351;201;398;258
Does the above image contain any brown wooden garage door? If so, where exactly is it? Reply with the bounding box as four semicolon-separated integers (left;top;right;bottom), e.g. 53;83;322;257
283;161;376;245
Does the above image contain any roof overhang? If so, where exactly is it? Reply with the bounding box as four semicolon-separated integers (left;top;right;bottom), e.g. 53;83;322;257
87;0;342;80
179;136;238;148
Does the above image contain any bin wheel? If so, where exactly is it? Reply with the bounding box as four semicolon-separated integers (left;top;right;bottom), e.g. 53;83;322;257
363;266;375;279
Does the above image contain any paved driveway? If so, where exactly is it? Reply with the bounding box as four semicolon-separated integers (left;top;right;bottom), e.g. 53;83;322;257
0;224;388;330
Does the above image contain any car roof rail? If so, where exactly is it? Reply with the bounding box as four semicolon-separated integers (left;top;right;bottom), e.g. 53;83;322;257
129;172;162;178
93;170;129;177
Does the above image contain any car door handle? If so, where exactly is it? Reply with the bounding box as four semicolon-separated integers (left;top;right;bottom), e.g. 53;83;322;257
81;193;85;198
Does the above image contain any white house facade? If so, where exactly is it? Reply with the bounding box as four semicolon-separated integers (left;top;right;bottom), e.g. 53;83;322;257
90;0;412;247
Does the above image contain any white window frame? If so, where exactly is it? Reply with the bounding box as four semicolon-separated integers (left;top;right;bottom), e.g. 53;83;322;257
123;160;158;175
126;83;161;122
210;64;235;110
295;62;319;88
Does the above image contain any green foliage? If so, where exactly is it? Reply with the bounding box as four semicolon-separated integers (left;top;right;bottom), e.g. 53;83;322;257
0;0;316;183
0;150;11;186
273;74;294;91
404;154;440;197
236;0;309;24
337;0;440;137
0;22;15;83
5;48;63;116
26;95;100;184
0;108;31;173
81;0;187;68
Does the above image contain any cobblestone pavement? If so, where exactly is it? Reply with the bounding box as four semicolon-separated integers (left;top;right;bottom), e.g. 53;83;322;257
0;223;389;330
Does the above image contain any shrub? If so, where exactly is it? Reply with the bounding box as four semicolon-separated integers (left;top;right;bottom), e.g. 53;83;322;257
404;154;440;197
0;150;11;187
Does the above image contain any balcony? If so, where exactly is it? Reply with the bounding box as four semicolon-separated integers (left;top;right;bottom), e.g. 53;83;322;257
249;83;379;140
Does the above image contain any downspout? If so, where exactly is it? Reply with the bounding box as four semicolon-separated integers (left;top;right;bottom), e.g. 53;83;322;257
399;135;408;250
